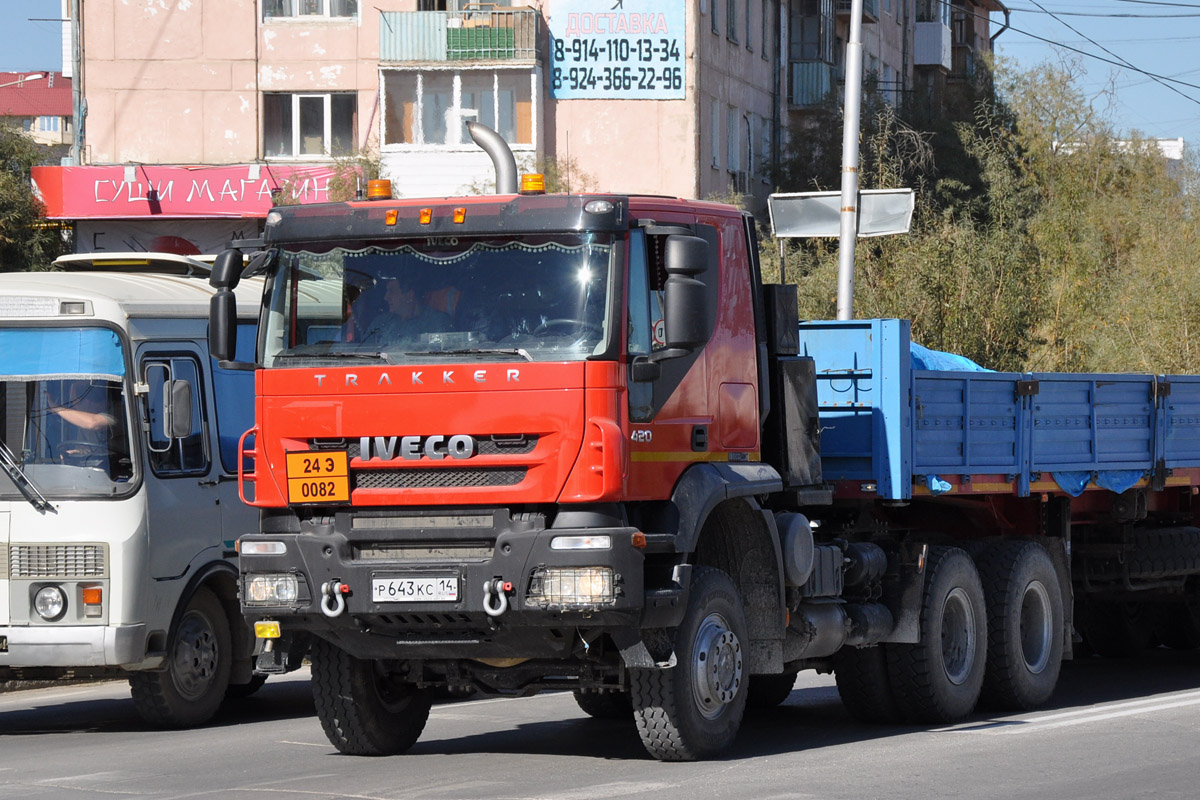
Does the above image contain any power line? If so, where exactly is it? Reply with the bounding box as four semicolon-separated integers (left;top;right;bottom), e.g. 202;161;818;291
1025;0;1200;108
1113;1;1200;8
1009;6;1200;16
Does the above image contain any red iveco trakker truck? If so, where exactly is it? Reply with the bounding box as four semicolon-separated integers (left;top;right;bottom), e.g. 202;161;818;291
209;128;1200;761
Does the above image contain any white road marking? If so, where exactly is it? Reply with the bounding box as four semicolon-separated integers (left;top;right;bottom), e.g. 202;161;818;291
940;688;1200;735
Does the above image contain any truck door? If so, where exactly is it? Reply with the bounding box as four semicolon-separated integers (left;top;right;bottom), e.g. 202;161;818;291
624;225;717;499
209;323;258;548
138;345;221;580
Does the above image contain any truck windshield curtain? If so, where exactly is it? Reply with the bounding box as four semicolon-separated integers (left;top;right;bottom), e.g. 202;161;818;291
0;326;136;499
261;235;614;366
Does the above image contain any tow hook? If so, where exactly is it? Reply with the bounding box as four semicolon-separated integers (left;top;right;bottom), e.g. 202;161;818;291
320;579;349;618
483;578;513;618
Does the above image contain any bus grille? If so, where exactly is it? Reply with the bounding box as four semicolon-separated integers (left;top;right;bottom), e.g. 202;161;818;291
10;544;107;578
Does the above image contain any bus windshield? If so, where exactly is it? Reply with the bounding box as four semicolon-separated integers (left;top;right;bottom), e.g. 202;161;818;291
0;327;136;499
260;234;615;367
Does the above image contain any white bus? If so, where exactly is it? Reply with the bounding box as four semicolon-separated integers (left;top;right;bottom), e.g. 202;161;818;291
0;254;266;726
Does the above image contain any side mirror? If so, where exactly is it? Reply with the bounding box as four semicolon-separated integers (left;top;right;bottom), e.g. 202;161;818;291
663;234;712;351
209;290;238;362
164;380;193;439
210;249;243;289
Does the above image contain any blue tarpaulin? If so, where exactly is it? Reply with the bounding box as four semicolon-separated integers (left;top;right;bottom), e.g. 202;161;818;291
0;328;125;380
910;342;991;372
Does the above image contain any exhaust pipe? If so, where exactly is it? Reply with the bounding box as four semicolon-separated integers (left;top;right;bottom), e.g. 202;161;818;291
467;121;518;195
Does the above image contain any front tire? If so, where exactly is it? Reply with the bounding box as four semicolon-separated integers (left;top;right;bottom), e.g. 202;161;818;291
888;546;987;723
310;637;431;756
631;566;748;761
129;587;232;727
977;540;1064;710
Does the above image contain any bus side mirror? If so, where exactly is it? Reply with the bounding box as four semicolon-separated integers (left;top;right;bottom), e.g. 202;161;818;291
164;380;193;439
209;290;238;362
210;249;243;289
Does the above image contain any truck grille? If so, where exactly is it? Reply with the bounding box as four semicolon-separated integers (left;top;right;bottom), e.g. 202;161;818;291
354;467;527;489
10;544;107;578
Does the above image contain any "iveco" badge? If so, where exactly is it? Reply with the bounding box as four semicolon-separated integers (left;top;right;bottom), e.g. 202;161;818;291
360;435;476;462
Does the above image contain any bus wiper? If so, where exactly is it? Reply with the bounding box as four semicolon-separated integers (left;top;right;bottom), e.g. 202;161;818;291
0;440;55;514
406;348;534;362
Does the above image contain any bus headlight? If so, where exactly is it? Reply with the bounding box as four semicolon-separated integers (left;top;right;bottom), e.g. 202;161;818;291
526;567;615;609
245;574;300;606
34;585;67;621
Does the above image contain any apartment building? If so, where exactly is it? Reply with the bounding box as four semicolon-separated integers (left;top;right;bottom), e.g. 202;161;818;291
31;0;1001;253
0;71;72;150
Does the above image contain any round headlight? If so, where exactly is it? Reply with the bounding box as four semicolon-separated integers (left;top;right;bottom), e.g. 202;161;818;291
34;586;67;621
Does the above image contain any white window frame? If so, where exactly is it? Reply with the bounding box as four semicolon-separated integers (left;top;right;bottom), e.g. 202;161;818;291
264;92;355;160
262;0;358;21
380;67;539;152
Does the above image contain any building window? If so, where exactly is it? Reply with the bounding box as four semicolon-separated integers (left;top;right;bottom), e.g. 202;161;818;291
38;116;60;132
762;0;770;60
760;118;771;177
713;0;721;33
726;106;739;172
727;0;739;43
916;0;951;26
383;69;533;147
263;93;356;158
710;99;721;168
746;0;754;50
263;0;357;18
792;0;833;63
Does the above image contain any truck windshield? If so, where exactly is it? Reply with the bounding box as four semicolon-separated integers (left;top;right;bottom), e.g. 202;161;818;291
261;235;614;366
0;327;136;499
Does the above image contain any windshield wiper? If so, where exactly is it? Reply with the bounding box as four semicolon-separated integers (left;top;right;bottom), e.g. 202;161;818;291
405;348;534;362
0;440;55;514
274;350;393;364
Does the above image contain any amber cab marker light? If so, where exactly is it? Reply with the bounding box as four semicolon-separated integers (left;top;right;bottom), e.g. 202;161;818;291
631;531;647;549
520;173;546;194
385;209;399;226
453;207;467;224
82;586;103;605
419;208;433;224
366;179;392;200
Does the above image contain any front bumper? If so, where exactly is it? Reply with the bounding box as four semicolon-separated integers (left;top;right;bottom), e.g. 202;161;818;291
239;509;656;661
0;623;153;672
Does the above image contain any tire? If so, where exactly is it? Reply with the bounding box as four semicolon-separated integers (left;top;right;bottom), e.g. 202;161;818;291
746;671;798;709
129;587;232;727
1158;595;1200;650
309;637;431;756
976;541;1064;710
631;566;748;761
573;689;633;719
225;674;268;699
887;546;987;724
833;645;903;723
1080;600;1154;658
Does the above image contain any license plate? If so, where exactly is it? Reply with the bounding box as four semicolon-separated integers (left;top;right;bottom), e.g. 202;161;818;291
372;576;459;603
286;451;349;504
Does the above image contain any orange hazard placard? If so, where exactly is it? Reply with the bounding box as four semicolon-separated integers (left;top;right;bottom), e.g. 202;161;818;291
286;451;349;503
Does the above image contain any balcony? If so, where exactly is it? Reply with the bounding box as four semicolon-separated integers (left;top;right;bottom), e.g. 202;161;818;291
835;0;879;23
789;61;835;107
380;9;540;63
914;21;952;69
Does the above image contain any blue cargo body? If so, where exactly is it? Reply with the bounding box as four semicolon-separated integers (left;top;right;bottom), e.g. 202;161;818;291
799;319;1200;500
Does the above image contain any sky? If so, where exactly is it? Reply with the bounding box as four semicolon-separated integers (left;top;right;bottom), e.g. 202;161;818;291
0;0;1196;149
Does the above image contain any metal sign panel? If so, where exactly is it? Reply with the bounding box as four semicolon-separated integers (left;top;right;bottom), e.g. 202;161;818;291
548;0;686;100
768;189;915;238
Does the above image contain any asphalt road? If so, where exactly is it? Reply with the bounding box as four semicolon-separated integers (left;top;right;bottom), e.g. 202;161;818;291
2;649;1200;799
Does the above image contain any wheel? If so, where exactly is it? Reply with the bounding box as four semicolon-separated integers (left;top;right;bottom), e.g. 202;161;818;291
631;566;748;761
1080;600;1155;658
745;671;798;709
309;637;431;756
573;689;633;719
129;587;231;727
887;546;987;723
833;645;903;723
225;674;268;699
976;541;1065;710
532;318;601;337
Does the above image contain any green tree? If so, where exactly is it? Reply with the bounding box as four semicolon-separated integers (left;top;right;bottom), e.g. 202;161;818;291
0;124;68;271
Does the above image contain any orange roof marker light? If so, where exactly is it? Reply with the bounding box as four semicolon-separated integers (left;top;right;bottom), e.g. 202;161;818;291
520;173;546;195
385;209;399;226
367;179;392;200
419;208;433;225
453;207;467;224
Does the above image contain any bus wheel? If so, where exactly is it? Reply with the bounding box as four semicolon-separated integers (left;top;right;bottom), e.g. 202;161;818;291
130;587;231;727
888;546;987;723
310;638;431;756
977;541;1064;710
631;566;748;761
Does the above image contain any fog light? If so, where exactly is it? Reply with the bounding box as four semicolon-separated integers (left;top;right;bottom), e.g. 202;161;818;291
245;574;300;605
254;620;282;639
34;586;67;621
527;567;615;609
